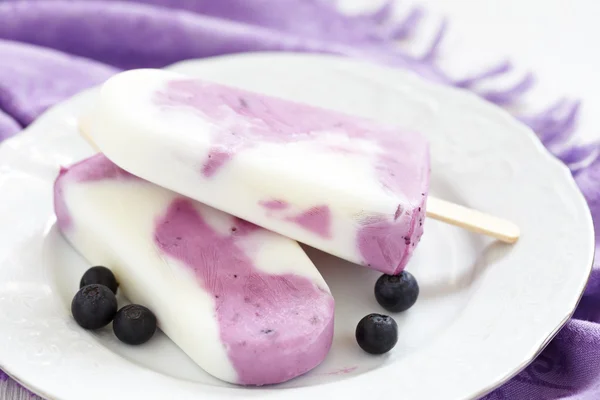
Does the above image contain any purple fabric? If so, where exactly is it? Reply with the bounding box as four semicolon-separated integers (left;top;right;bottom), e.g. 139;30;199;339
0;109;21;141
0;1;598;399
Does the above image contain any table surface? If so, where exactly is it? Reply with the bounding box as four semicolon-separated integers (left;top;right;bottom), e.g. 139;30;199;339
340;0;600;142
2;1;598;399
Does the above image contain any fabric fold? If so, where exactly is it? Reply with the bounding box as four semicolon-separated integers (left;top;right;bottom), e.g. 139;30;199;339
0;39;117;125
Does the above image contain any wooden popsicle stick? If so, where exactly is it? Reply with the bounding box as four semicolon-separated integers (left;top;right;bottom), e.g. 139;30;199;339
78;121;519;244
426;197;520;243
80;120;98;152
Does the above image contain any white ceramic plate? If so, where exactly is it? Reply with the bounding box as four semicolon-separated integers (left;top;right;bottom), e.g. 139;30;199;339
0;53;594;400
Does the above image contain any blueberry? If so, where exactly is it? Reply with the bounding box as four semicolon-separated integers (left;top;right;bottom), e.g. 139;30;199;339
71;284;118;330
355;313;398;354
374;271;419;312
80;266;119;294
113;304;157;345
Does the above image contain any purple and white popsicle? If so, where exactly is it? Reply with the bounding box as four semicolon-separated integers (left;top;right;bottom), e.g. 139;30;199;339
87;69;430;275
55;154;335;386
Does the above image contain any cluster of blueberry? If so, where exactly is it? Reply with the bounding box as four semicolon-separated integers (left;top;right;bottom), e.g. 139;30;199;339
72;265;418;354
72;266;157;345
355;271;419;354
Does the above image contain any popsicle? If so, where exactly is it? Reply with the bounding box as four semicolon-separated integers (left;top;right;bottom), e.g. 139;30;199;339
85;69;433;275
55;154;335;386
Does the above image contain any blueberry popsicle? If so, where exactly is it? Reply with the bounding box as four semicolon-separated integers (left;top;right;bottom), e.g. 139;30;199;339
86;69;430;275
55;154;335;386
